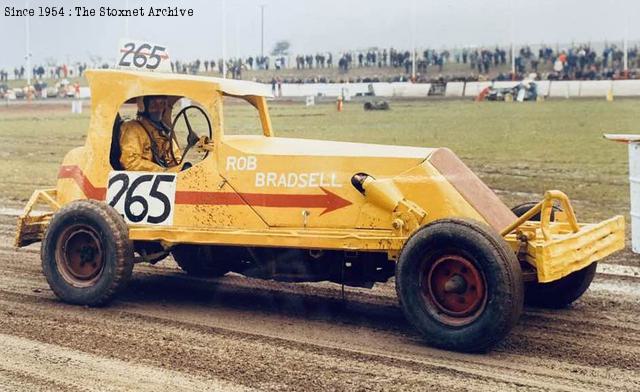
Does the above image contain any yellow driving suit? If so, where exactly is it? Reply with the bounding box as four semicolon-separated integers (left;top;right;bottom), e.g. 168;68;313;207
119;117;182;172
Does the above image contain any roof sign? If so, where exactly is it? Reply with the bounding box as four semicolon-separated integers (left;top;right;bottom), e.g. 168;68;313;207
115;39;171;73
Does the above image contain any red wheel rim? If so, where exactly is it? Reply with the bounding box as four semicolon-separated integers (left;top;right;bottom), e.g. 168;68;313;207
55;224;104;288
422;254;487;326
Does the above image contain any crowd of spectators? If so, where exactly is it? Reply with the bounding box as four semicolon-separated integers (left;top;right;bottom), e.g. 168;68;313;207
508;44;636;81
3;43;639;87
0;63;89;83
0;63;90;100
165;43;639;83
170;56;278;80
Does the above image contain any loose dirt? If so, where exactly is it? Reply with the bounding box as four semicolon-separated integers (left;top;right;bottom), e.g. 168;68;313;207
1;212;639;391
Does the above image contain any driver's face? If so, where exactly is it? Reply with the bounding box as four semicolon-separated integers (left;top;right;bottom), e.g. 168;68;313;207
147;97;167;121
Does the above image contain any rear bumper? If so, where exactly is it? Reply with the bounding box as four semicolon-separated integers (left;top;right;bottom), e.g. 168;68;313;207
14;189;58;248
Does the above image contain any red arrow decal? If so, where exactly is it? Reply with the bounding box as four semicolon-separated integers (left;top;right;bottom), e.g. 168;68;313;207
176;187;351;215
174;191;245;205
58;166;352;215
241;187;352;215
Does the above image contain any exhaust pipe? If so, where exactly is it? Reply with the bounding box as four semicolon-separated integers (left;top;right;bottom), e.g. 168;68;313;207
352;173;404;212
351;173;427;231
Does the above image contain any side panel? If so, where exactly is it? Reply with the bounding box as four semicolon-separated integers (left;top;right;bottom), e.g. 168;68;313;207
218;137;428;229
170;156;268;230
355;162;487;229
57;154;267;231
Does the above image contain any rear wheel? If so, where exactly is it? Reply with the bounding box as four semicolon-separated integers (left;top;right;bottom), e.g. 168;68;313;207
41;200;133;306
172;245;231;277
511;202;596;308
395;218;524;352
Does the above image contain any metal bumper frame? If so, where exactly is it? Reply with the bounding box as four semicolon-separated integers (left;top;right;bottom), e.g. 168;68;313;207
14;189;59;248
501;190;625;283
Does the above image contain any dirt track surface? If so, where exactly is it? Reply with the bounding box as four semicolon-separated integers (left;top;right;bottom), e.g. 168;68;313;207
1;214;639;391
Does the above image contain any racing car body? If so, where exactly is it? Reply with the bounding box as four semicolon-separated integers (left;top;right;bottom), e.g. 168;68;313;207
15;70;625;352
485;82;538;102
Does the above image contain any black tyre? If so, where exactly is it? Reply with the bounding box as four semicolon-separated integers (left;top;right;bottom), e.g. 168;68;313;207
41;200;133;306
523;263;597;308
511;201;558;222
172;245;230;277
395;218;524;352
512;202;596;308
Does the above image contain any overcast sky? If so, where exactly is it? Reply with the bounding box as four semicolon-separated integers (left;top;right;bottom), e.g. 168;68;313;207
0;0;638;69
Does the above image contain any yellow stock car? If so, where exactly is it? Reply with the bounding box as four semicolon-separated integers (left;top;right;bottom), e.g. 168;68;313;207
15;70;624;352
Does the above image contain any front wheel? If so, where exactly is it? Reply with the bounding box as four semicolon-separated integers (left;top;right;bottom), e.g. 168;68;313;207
395;218;524;352
523;263;597;308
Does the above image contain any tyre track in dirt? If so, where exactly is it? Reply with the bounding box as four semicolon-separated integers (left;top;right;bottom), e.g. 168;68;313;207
0;242;639;391
0;291;520;391
0;333;250;392
0;287;631;392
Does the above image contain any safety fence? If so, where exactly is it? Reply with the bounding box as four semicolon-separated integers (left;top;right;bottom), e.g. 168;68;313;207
276;80;640;98
446;80;640;99
8;80;640;100
275;82;432;98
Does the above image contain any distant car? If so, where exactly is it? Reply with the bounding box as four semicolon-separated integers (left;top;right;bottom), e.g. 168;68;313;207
15;69;624;352
46;87;58;98
4;89;16;100
363;100;390;110
12;88;24;99
486;82;538;101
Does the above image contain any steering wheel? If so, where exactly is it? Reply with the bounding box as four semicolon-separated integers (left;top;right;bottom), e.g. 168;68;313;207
171;105;212;164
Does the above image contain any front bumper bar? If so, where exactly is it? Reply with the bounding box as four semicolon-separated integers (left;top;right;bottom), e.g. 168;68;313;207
503;191;625;283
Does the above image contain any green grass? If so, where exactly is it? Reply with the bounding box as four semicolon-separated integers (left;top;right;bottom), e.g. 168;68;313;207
0;99;632;223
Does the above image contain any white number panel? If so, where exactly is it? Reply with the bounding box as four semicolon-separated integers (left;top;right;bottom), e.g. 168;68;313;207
106;171;177;226
116;39;171;72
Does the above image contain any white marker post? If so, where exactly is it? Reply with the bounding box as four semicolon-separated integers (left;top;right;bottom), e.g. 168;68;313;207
25;0;31;86
305;96;315;106
71;100;82;114
605;133;640;253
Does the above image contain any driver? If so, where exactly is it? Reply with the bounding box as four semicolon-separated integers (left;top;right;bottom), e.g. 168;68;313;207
119;95;184;172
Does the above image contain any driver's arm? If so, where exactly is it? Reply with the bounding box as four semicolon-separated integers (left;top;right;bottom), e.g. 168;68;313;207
171;137;182;165
164;106;183;165
119;121;168;172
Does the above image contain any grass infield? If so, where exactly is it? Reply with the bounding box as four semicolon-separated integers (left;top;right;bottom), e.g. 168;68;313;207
0;98;631;224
